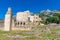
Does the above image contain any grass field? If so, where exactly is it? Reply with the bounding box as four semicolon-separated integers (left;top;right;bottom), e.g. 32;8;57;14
0;26;60;40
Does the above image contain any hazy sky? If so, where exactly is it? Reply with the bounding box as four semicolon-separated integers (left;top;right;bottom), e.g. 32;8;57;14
0;0;60;19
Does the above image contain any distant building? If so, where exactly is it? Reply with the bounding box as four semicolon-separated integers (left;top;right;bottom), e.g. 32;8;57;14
0;7;42;31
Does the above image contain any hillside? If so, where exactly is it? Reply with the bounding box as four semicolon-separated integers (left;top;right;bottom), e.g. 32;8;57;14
0;24;60;40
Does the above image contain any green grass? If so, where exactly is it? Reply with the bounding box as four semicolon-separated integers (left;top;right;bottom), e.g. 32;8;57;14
0;30;47;40
19;33;34;36
39;33;60;38
51;29;60;32
0;27;60;40
32;26;45;30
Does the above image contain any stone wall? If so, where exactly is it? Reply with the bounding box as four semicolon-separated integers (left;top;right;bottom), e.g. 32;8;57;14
11;19;32;30
44;24;60;30
0;20;4;30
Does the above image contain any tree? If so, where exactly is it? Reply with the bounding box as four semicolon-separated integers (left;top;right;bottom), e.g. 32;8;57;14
53;13;60;18
46;16;59;24
53;13;60;23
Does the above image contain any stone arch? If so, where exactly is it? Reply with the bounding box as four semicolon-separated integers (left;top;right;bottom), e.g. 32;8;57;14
23;22;25;25
18;22;19;25
20;22;22;25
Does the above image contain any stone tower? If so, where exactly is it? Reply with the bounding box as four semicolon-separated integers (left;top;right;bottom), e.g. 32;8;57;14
4;7;12;31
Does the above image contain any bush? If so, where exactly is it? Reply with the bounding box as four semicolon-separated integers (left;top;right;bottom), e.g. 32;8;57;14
46;16;59;24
